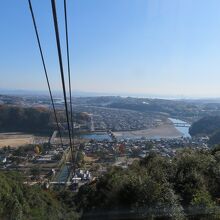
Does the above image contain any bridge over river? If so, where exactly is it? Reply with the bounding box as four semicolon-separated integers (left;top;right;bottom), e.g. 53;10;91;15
167;122;190;127
168;118;191;128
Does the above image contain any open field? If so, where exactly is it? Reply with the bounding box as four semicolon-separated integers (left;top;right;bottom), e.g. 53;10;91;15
0;133;49;148
113;123;182;139
0;133;34;148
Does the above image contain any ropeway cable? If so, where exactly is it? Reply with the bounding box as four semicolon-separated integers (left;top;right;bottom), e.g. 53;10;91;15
51;0;75;166
28;0;64;148
64;0;74;140
63;0;78;176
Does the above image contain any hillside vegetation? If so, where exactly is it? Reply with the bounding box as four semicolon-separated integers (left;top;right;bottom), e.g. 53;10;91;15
0;105;89;134
0;172;78;220
189;116;220;136
1;148;220;219
74;148;220;219
189;116;220;144
0;105;53;133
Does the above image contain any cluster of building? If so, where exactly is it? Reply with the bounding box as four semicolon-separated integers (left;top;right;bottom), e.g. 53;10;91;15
0;143;68;174
73;169;92;182
75;105;162;131
0;133;210;191
81;136;209;164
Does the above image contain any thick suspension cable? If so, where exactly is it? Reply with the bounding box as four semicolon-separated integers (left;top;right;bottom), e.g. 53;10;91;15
64;0;74;139
64;0;78;175
51;0;74;166
28;0;64;148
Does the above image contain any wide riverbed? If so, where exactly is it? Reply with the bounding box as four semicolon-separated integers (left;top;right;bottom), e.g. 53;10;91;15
81;118;191;141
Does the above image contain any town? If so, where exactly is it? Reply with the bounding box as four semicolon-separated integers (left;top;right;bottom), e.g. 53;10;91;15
0;94;215;192
0;128;209;191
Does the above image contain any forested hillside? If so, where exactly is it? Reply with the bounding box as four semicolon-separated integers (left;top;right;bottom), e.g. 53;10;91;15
1;148;220;219
0;105;53;133
189;116;220;136
0;172;78;220
189;116;220;145
0;105;89;134
75;148;220;219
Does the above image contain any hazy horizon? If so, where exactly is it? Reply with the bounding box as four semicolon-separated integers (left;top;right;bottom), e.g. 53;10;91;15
2;87;220;100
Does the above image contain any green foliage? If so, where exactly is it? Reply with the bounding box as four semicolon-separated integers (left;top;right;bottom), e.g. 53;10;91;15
0;105;54;133
0;105;89;134
76;151;85;166
189;115;220;137
30;166;41;177
189;189;220;219
189;115;220;144
1;148;220;219
0;172;79;220
209;131;220;145
75;149;220;219
191;189;215;208
13;145;35;157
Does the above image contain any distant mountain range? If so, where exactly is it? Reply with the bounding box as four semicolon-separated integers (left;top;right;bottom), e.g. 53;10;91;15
0;89;115;97
2;88;220;102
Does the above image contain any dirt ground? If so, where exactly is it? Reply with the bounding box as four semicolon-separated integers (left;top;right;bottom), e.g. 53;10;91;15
113;123;182;139
0;133;48;148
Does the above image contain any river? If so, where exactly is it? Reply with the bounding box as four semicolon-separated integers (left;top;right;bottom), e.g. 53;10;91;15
81;133;112;141
168;118;191;138
80;118;191;141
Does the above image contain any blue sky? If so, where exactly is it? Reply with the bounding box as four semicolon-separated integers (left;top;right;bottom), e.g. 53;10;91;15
1;0;220;97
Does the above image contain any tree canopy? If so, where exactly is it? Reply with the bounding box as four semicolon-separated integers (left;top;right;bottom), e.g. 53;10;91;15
0;172;79;220
75;148;220;219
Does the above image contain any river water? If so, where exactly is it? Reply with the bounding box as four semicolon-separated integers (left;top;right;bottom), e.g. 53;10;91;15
168;118;191;138
80;118;191;141
81;133;112;141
